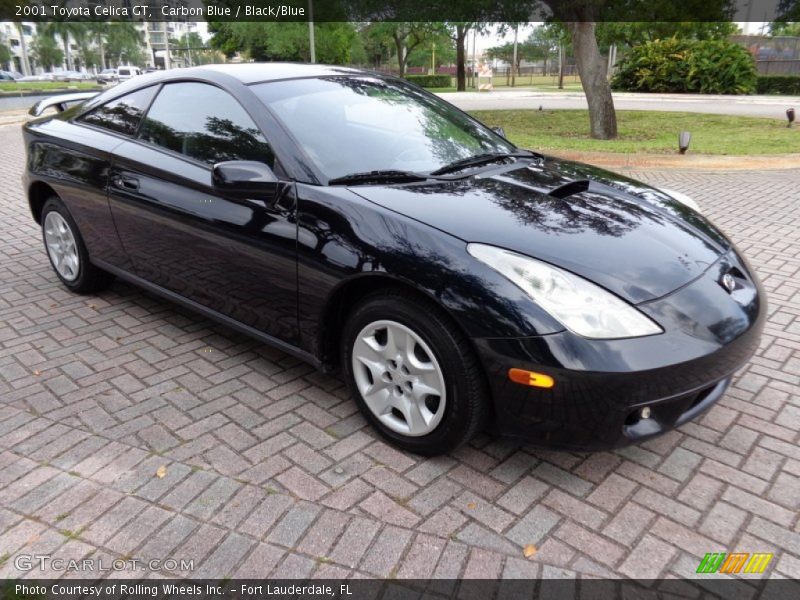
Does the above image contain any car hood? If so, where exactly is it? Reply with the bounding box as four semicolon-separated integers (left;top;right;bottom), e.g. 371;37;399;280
351;157;731;304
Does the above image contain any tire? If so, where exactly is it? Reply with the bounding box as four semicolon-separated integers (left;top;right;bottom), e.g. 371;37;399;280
41;196;114;294
342;289;489;456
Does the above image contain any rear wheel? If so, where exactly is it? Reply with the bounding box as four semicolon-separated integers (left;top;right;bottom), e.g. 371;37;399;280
41;196;114;294
342;290;489;455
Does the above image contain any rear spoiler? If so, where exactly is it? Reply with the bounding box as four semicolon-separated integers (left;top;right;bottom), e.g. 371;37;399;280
29;92;99;117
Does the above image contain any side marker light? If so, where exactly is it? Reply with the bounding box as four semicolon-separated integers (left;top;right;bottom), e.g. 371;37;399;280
508;368;555;389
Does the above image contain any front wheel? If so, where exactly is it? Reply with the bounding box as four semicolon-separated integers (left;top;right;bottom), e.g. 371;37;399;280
342;290;489;456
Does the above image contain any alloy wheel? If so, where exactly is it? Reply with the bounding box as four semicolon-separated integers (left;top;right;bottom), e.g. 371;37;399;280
44;211;80;282
351;319;446;437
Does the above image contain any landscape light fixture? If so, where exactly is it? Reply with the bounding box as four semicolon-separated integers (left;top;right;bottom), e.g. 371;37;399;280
787;108;795;128
678;131;691;155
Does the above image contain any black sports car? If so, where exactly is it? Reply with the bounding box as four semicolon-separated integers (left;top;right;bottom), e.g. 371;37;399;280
22;64;765;455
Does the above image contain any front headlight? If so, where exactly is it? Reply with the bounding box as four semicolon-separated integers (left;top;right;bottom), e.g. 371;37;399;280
660;188;701;213
467;243;663;339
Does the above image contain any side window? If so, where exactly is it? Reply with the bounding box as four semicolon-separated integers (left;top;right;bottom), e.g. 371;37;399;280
78;86;157;136
139;82;274;167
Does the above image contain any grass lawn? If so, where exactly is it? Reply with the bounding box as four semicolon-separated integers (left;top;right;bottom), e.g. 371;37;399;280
0;81;102;93
469;109;800;155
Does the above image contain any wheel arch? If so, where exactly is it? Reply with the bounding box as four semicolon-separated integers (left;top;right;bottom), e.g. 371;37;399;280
317;272;477;373
28;180;58;224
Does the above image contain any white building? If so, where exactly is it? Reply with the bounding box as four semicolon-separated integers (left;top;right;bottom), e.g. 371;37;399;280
1;13;207;76
2;22;36;75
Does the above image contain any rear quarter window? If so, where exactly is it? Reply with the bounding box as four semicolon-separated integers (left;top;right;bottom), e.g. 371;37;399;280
78;86;157;136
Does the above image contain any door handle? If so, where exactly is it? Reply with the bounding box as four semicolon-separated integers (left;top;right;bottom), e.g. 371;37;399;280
112;175;139;191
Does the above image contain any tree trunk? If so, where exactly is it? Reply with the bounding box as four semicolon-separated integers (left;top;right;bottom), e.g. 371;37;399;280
98;35;106;70
393;34;406;77
455;25;467;92
566;21;617;139
61;33;72;70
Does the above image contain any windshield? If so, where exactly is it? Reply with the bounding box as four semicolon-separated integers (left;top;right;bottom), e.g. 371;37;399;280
252;76;516;181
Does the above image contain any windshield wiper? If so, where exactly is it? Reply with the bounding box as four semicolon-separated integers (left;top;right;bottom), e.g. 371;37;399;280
328;170;429;186
429;151;539;176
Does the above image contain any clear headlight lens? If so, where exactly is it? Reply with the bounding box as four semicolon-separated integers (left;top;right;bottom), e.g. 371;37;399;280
467;243;663;339
660;188;701;213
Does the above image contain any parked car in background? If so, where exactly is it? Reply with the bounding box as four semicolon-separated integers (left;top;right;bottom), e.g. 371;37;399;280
17;73;56;82
116;66;141;82
97;68;118;84
0;70;22;81
21;64;766;455
63;71;95;82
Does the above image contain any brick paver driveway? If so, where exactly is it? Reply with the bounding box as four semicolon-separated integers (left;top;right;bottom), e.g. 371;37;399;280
0;122;798;582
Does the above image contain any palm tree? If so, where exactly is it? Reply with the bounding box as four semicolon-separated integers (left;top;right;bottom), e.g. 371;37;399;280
41;21;87;71
30;34;64;71
104;23;145;66
87;23;107;70
15;23;32;75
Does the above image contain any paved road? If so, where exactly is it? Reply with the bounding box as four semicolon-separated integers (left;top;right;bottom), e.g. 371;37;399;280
440;90;800;120
0;123;798;583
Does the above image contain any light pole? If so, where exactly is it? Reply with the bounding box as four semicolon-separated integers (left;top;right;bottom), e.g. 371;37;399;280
163;22;171;70
308;0;316;63
471;28;477;89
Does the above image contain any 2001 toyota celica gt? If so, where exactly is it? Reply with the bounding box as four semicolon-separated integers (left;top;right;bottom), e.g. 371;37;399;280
23;64;765;455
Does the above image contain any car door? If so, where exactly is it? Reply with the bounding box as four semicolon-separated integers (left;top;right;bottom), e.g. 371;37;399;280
107;81;299;345
42;85;161;270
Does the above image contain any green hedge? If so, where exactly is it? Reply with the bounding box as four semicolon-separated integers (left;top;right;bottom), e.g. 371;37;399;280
404;74;453;88
612;39;757;94
756;75;800;95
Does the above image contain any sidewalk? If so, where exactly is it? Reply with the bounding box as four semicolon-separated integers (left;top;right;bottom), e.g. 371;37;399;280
440;89;800;120
0;109;28;126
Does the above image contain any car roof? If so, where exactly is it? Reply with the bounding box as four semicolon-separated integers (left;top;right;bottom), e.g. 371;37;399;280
79;63;381;114
174;63;364;84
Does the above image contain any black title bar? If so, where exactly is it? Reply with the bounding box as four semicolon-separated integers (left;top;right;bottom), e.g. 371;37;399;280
2;0;798;23
5;578;800;600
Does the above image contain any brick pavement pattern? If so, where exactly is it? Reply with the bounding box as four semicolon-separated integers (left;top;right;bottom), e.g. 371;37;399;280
0;123;798;582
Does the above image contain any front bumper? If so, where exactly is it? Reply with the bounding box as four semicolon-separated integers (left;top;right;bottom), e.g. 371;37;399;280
475;249;766;451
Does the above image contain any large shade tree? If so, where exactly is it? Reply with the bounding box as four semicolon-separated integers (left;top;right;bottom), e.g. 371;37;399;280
769;21;800;35
359;22;446;76
596;21;739;48
538;0;736;139
209;22;357;64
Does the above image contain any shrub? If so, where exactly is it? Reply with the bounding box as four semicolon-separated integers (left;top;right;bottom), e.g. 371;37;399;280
403;74;453;88
612;38;757;94
756;75;800;95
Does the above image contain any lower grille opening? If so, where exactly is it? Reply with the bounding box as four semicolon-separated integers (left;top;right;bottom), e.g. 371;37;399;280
688;385;716;411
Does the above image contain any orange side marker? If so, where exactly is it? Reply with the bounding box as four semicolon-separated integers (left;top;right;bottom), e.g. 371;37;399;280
508;368;555;389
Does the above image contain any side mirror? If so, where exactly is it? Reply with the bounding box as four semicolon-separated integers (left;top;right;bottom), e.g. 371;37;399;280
212;161;279;197
491;126;506;138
